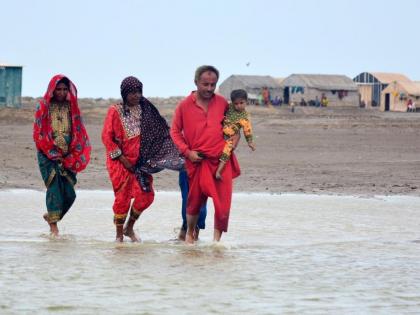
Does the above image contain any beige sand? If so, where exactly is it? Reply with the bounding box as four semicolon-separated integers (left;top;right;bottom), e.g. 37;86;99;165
1;99;419;196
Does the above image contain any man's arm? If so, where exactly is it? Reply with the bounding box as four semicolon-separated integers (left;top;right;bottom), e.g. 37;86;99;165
170;104;203;163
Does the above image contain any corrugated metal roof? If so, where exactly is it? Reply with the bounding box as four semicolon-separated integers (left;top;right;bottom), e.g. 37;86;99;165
0;63;23;67
282;74;358;91
227;75;281;88
370;72;410;84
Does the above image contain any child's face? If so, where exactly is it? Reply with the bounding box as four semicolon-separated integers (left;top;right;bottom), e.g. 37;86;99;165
232;98;247;112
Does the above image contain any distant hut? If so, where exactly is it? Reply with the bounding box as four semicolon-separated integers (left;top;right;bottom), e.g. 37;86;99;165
381;81;420;112
281;74;359;106
218;75;283;104
0;64;23;108
353;72;410;108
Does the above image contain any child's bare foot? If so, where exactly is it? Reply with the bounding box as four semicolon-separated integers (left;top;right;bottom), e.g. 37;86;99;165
123;227;140;242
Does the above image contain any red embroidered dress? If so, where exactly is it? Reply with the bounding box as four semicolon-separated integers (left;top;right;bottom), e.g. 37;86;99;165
33;74;91;172
102;103;154;225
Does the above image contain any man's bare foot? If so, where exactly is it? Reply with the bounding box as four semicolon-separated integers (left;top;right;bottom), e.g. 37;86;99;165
185;230;195;245
115;236;124;243
123;227;140;242
178;228;186;241
43;213;59;236
213;229;222;242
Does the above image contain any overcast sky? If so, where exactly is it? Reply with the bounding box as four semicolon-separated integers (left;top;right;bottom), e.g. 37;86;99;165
1;0;419;98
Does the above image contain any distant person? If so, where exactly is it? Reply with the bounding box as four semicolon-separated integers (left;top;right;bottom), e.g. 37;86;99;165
321;93;329;107
407;99;415;112
300;98;307;106
315;96;321;107
272;96;282;106
262;87;271;106
215;89;255;180
170;65;241;244
33;75;91;237
102;76;183;242
178;168;207;241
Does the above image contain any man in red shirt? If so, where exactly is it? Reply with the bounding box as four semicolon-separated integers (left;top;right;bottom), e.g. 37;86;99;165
171;65;241;244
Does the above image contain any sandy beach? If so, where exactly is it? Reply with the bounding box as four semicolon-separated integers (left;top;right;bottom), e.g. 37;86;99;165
1;98;419;196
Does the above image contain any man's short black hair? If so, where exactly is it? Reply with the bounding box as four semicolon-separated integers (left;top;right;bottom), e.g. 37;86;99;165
230;89;248;102
194;65;219;83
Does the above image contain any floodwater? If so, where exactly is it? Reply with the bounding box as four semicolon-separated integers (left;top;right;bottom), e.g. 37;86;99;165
1;190;420;314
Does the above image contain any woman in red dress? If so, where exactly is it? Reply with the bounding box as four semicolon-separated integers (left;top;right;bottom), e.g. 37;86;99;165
102;76;182;242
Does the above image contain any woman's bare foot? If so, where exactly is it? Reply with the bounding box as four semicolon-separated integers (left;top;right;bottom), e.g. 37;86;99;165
185;229;195;245
115;224;124;242
123;227;140;242
43;213;59;236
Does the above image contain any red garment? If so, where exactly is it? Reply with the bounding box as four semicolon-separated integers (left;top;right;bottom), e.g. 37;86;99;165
262;88;270;105
102;104;154;217
171;92;240;232
33;74;91;173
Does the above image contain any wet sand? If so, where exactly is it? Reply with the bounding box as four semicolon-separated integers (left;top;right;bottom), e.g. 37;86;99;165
1;100;419;196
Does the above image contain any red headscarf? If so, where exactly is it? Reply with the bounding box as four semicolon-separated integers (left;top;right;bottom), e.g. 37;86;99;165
33;74;91;173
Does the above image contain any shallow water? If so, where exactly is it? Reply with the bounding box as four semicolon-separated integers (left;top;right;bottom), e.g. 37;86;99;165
1;190;420;314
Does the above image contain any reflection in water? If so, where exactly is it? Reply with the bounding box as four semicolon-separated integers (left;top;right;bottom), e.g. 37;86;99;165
1;190;420;314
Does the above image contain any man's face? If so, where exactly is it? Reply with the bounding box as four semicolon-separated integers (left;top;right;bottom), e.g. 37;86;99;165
195;71;218;100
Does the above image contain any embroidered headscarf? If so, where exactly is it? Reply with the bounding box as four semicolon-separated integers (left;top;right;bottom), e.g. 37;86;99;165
33;74;91;173
121;76;143;100
117;77;183;183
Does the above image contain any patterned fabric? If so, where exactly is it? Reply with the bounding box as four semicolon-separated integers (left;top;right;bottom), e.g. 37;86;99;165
135;97;184;174
33;74;91;173
37;151;76;223
114;103;141;139
120;76;143;100
49;102;71;155
220;139;235;162
223;103;253;143
220;104;254;162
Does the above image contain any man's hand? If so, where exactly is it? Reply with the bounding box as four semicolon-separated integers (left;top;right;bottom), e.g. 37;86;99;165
188;150;204;163
248;142;256;151
119;155;134;172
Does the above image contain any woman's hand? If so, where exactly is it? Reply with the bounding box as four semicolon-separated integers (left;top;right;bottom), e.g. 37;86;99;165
118;155;134;172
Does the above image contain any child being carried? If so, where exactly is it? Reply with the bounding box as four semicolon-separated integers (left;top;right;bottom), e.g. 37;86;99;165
215;89;256;180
